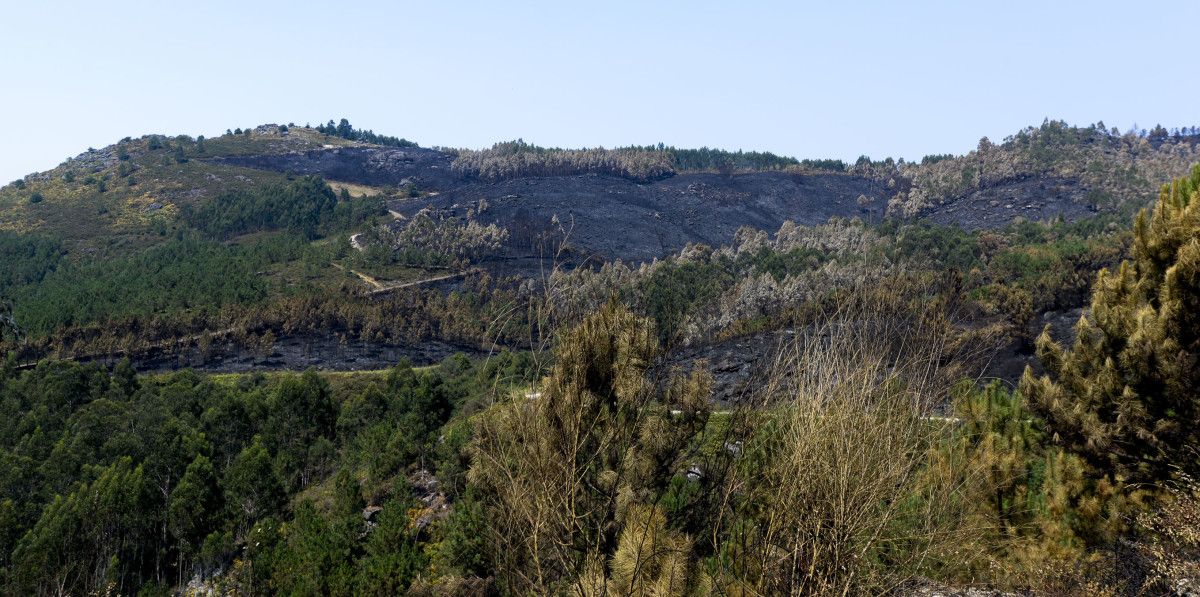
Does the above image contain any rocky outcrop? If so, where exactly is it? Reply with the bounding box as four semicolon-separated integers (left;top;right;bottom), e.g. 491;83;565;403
209;146;464;189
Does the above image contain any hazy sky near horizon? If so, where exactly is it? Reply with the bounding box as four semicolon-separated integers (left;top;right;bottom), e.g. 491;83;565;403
1;0;1197;182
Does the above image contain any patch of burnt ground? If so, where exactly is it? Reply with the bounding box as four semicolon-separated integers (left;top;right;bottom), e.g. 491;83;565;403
922;175;1100;230
389;171;890;263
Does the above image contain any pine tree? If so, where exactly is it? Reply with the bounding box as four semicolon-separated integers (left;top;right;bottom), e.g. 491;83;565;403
468;300;710;593
1022;164;1200;484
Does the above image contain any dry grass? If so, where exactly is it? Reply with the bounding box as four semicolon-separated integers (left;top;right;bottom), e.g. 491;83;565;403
327;180;385;198
704;282;996;595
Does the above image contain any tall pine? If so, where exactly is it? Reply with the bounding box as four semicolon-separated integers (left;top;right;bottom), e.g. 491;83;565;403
1022;164;1200;484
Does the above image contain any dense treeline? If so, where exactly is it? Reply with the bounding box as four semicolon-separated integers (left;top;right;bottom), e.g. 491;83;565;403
452;140;676;182
0;232;63;295
314;118;418;148
183;176;382;240
0;211;1128;372
618;144;802;172
450;140;850;182
0;353;536;595
7;234;330;339
5;268;532;368
0;175;391;341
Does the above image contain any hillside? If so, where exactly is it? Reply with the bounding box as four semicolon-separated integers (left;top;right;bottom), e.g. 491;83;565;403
0;125;360;256
2;120;1200;596
0;119;1196;392
6;120;1194;260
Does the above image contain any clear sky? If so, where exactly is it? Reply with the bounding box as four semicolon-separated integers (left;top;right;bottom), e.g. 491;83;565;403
1;0;1197;183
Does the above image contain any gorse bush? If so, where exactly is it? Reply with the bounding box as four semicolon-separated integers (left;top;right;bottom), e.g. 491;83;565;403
469;301;711;594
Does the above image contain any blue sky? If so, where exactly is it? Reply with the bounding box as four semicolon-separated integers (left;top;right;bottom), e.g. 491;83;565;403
1;0;1197;183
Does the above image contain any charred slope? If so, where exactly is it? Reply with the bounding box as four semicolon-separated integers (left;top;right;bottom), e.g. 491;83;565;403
921;175;1102;230
389;171;889;262
210;145;1118;260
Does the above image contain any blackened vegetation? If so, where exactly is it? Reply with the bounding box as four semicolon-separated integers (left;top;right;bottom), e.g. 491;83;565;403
390;171;889;263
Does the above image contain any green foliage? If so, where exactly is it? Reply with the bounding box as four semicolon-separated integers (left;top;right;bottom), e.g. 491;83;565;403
265;370;336;491
10;235;280;336
739;245;827;281
354;492;427;594
935;381;1142;588
225;438;285;529
454;139;675;181
469;301;710;594
10;457;152;596
639;257;735;344
890;221;981;271
433;489;488;577
185;175;379;240
0;354;525;594
169;455;222;556
0;231;63;293
315;118;418;148
1022;164;1200;485
664;145;800;172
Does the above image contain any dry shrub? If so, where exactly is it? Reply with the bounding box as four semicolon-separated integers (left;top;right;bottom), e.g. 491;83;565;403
468;301;710;595
1136;476;1200;595
708;280;995;595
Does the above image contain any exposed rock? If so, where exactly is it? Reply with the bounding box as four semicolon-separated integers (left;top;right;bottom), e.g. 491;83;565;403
210;146;462;190
409;469;450;532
